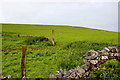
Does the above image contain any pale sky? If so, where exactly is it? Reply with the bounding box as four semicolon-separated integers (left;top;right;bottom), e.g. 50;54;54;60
0;0;119;32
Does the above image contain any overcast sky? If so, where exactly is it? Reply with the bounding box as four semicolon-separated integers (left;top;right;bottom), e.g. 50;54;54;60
0;0;119;32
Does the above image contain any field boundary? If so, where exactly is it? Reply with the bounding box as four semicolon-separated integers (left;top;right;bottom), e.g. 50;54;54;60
1;45;63;52
49;46;120;79
1;46;120;79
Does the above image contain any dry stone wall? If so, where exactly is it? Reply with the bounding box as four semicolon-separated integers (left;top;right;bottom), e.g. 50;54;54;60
49;46;120;79
0;46;120;80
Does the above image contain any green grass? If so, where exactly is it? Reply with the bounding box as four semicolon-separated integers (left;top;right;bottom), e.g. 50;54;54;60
2;24;118;44
2;24;119;79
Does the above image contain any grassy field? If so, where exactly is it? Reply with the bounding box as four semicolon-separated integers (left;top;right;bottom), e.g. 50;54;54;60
1;24;120;79
2;24;118;44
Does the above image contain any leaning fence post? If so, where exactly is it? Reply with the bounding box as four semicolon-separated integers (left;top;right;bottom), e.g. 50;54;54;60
21;46;27;79
52;30;55;46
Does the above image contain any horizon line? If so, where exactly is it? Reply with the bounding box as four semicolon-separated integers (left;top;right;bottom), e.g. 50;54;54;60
1;22;118;32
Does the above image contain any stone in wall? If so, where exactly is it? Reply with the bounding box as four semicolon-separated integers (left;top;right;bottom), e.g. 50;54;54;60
101;56;108;60
49;74;57;78
81;64;89;71
98;51;109;56
83;59;90;65
90;60;98;65
84;50;98;60
75;66;85;75
108;46;120;53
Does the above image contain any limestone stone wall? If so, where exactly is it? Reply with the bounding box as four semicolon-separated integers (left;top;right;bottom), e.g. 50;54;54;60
49;46;120;79
0;46;120;80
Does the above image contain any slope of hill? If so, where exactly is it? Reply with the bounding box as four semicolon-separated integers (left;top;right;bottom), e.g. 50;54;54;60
1;24;119;79
2;24;118;44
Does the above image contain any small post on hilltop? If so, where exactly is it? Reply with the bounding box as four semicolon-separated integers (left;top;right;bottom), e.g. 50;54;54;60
21;46;27;79
52;30;55;46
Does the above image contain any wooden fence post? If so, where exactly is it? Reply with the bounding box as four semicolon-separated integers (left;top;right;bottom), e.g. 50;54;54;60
52;30;55;46
21;46;27;79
